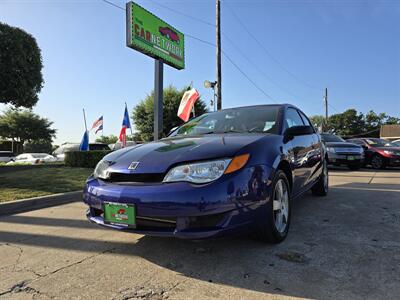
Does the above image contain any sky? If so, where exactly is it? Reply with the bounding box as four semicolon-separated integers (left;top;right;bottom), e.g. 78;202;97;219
1;0;399;144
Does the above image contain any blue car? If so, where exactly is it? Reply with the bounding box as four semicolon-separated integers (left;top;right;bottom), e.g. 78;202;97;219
83;104;328;243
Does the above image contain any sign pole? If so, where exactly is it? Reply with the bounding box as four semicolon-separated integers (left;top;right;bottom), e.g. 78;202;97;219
154;59;163;141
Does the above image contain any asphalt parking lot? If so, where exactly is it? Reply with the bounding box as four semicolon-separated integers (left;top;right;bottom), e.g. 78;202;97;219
1;168;399;300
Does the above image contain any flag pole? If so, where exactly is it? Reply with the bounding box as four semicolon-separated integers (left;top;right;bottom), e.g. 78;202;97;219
126;102;134;138
82;108;88;132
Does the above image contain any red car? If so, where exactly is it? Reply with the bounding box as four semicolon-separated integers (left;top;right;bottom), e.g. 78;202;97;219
347;138;400;169
159;27;180;44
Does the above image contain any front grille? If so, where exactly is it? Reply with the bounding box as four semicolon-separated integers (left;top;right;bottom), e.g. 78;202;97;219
335;148;361;154
106;172;165;183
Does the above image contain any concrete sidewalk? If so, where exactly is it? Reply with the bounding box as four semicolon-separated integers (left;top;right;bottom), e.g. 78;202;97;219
1;169;399;299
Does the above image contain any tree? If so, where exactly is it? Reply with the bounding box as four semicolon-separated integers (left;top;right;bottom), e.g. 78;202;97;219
309;115;325;130
0;109;56;144
0;23;44;108
328;109;366;137
24;140;53;153
327;109;400;138
95;134;118;144
132;86;208;141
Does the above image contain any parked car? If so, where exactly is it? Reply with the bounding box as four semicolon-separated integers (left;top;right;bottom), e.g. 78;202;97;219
7;153;57;165
84;104;328;243
347;138;400;169
0;151;15;163
320;133;364;170
392;139;400;147
53;143;110;161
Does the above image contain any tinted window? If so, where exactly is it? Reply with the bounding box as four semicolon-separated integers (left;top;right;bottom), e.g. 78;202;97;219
89;144;110;151
285;108;304;129
364;138;396;147
175;105;280;135
321;133;345;142
298;111;313;128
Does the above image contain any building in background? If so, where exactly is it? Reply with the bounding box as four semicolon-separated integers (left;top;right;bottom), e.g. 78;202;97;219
380;125;400;141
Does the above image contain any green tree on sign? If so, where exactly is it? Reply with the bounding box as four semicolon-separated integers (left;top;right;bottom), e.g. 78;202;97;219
0;23;44;108
132;86;208;141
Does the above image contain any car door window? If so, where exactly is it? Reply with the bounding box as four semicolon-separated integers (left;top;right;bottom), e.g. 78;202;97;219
298;111;314;130
285;108;305;129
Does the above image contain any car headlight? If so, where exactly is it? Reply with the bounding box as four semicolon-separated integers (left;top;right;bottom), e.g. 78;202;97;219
326;147;336;153
383;150;395;155
163;154;250;184
93;160;112;179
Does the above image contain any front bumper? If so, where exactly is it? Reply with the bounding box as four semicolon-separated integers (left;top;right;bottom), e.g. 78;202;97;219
83;165;273;239
327;152;363;165
386;156;400;167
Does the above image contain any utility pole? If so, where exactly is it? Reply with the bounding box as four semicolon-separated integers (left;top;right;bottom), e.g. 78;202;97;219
216;0;222;110
324;88;328;132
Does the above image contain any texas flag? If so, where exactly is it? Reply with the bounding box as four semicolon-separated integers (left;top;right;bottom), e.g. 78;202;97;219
119;106;131;148
177;88;200;122
91;116;103;134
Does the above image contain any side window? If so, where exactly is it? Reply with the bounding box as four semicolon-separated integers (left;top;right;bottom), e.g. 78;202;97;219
285;108;304;129
298;111;313;128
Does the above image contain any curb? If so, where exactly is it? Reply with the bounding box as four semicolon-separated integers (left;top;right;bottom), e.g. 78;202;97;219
0;191;82;216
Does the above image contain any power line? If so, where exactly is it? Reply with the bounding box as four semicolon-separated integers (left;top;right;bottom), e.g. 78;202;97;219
224;1;323;92
222;50;277;103
147;0;216;28
100;0;277;104
101;0;124;11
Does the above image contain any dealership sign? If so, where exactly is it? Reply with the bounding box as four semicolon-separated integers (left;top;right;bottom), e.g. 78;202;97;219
126;2;185;70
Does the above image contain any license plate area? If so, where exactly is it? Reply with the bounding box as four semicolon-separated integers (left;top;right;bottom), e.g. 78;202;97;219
347;156;355;160
103;202;136;228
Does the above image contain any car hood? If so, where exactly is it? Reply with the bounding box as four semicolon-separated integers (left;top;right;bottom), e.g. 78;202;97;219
105;134;267;174
375;146;400;152
324;142;360;148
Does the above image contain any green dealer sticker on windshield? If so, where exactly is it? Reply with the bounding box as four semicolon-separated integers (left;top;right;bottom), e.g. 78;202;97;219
103;202;136;227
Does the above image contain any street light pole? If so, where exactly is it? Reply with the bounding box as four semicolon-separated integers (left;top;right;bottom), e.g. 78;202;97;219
216;0;222;110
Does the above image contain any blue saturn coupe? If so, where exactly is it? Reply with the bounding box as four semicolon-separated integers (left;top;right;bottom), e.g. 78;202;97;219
83;104;328;243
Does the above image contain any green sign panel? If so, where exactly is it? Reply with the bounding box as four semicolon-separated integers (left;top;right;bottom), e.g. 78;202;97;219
126;2;185;70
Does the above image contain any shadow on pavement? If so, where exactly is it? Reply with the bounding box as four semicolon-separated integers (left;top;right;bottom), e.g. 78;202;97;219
1;180;399;299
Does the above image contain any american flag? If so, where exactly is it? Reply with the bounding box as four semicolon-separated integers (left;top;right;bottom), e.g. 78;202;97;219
91;116;103;134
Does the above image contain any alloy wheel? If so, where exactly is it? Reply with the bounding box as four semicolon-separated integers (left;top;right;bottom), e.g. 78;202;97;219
371;155;383;169
273;179;289;233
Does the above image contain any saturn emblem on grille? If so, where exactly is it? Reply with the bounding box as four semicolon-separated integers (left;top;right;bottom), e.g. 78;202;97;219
128;162;140;170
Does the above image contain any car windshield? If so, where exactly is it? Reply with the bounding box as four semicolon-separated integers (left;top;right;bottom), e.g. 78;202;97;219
365;138;396;147
320;133;345;142
174;106;280;136
31;154;49;158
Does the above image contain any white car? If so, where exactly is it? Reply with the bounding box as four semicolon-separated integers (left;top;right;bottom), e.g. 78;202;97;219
392;139;400;147
7;153;57;165
0;151;15;163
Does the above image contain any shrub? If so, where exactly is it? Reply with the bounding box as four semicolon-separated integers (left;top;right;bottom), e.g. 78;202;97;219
65;151;111;168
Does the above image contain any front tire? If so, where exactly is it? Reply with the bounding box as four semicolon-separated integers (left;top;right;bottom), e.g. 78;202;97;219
312;158;329;196
254;170;291;243
371;154;385;169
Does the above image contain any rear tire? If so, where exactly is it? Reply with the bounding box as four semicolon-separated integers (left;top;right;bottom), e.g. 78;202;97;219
254;170;291;243
371;154;385;169
312;159;329;196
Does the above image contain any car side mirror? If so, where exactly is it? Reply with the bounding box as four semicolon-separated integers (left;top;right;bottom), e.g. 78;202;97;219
284;125;314;138
168;126;178;136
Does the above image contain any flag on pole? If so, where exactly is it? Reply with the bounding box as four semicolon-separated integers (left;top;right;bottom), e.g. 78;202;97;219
178;88;200;122
79;131;89;151
95;124;103;134
91;116;103;134
119;105;131;148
